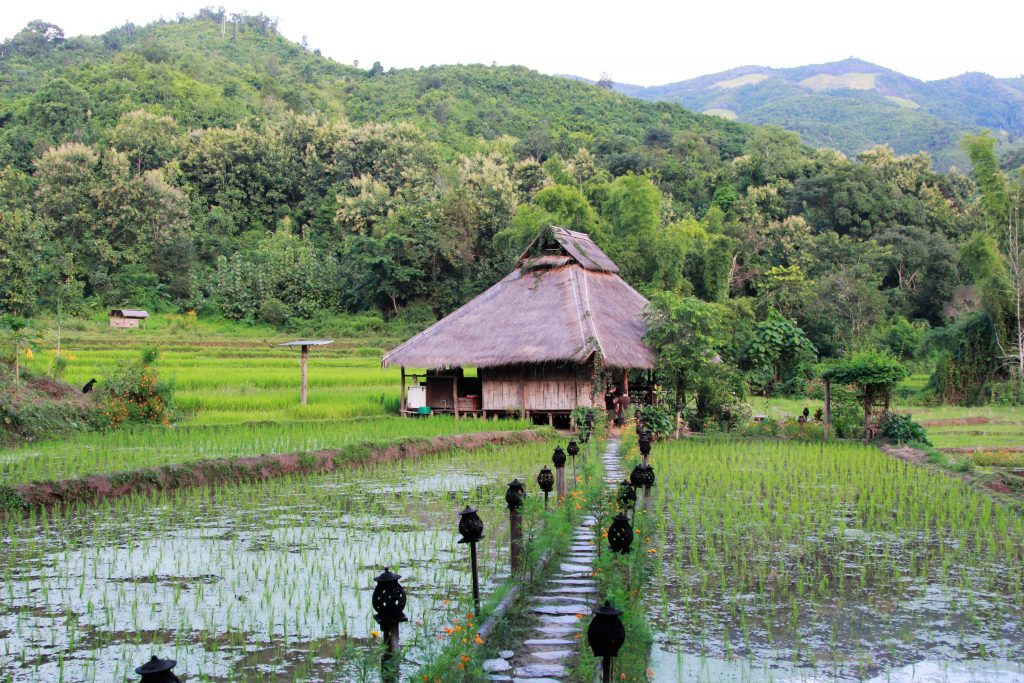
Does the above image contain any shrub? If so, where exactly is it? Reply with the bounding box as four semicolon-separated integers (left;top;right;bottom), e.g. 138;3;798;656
880;413;931;446
99;350;174;429
636;404;675;438
983;379;1024;406
258;297;291;326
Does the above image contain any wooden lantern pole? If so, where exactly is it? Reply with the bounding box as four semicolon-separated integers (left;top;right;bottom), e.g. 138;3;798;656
300;344;309;406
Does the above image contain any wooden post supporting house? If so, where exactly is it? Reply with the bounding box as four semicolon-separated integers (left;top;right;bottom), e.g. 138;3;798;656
400;367;407;413
279;340;333;406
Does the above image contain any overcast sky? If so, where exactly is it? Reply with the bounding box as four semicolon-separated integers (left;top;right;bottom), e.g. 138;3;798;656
3;0;1022;86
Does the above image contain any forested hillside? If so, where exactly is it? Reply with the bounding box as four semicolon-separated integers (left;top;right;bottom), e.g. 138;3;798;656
580;58;1024;170
1;11;1021;405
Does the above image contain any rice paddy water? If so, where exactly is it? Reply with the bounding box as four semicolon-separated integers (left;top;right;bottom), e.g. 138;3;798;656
0;442;558;682
641;438;1024;682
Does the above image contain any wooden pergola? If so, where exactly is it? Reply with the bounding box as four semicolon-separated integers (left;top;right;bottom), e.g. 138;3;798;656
278;340;333;405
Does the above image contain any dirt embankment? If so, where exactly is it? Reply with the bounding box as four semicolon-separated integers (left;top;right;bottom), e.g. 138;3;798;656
2;429;545;514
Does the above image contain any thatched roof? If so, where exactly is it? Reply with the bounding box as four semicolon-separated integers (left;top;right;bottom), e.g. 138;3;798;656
382;227;656;370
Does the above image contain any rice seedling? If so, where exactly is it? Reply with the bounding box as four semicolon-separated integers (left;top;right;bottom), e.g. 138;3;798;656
641;438;1024;681
0;441;567;682
0;416;531;486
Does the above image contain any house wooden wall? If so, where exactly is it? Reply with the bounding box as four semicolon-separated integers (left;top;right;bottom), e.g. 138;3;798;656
109;317;140;328
480;363;595;412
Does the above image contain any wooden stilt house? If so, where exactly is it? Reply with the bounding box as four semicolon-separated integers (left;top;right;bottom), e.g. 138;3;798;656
382;227;656;421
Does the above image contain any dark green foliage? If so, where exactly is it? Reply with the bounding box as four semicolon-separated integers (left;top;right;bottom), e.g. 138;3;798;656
823;351;909;392
880;413;931;445
746;309;817;395
922;313;1001;405
636;404;675;438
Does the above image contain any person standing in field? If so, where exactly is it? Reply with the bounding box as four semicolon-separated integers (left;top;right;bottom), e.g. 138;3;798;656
614;392;631;426
605;384;619;418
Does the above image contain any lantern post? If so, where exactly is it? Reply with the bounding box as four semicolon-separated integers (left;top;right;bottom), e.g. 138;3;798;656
641;464;655;511
567;439;579;488
505;479;526;573
536;466;554;509
552;445;567;501
638;429;652;466
588;600;626;683
372;567;408;683
457;506;484;614
135;656;180;683
616;478;637;521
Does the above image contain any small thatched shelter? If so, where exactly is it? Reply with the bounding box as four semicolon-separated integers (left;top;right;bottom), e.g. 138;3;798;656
382;227;656;421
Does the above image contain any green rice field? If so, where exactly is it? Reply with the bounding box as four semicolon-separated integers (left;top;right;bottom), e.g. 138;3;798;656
0;441;571;681
639;438;1024;681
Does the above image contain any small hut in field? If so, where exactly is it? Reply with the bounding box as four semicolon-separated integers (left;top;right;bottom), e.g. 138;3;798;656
108;309;149;329
382;227;656;422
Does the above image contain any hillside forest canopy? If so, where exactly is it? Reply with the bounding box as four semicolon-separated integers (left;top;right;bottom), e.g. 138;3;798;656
1;10;1022;409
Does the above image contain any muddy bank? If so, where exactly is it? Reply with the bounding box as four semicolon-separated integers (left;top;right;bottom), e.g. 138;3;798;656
1;429;545;513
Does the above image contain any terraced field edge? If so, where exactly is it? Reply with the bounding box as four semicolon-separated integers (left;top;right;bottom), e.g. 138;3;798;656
0;429;548;513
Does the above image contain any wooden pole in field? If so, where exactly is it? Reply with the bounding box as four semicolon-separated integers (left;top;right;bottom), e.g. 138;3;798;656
278;340;333;406
823;379;831;440
300;345;309;405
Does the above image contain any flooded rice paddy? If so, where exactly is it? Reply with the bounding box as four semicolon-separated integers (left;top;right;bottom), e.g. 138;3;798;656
642;439;1024;682
0;443;551;681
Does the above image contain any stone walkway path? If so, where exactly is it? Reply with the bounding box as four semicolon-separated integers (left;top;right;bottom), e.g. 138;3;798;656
483;439;622;682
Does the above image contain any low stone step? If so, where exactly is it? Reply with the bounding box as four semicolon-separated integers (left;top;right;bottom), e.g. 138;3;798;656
511;678;560;683
515;663;566;678
550;578;596;586
539;614;583;625
559;563;592;573
535;625;575;637
530;649;572;661
524;638;576;646
530;603;589;615
546;586;596;594
486;676;511;682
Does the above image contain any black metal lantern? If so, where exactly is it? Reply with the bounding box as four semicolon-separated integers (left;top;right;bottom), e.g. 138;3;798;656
585;409;595;427
616;479;636;508
638;437;652;457
505;478;526;511
587;600;626;658
372;567;408;624
629;463;644;488
136;655;180;683
607;513;633;554
457;506;484;544
552;445;566;468
641;464;656;489
536;466;554;493
567;440;579;457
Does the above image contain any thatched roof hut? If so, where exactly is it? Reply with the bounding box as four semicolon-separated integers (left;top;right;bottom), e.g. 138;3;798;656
383;227;655;419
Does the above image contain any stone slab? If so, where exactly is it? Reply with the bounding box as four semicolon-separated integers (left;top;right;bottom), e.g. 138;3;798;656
530;603;589;615
515;664;566;677
524;638;576;646
484;658;512;673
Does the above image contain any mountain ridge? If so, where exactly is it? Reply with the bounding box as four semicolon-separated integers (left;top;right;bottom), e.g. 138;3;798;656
563;58;1024;169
